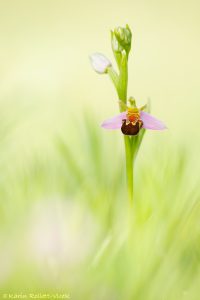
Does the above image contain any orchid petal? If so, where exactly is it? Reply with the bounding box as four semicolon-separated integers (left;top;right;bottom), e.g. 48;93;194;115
140;111;166;130
89;53;112;74
101;112;127;130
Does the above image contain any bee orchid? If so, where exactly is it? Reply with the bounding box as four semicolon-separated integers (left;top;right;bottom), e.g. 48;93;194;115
101;104;166;136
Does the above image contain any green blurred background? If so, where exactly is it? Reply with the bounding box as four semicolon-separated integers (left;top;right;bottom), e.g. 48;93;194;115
0;0;200;299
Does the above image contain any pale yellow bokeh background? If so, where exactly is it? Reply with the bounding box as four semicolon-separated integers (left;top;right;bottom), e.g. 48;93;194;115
0;1;199;295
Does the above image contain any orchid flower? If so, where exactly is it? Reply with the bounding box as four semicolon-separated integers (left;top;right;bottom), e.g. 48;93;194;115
90;24;167;209
102;104;166;135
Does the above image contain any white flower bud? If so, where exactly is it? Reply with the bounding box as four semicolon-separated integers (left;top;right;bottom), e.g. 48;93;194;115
89;53;112;74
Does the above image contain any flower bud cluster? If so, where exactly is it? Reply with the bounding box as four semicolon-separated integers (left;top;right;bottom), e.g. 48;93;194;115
111;25;132;56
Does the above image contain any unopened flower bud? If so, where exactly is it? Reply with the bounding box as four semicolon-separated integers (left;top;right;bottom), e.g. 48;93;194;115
89;53;112;74
111;31;123;53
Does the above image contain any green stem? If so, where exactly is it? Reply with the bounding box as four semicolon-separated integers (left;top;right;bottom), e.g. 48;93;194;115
108;51;134;207
118;51;128;104
124;136;134;207
118;52;134;207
